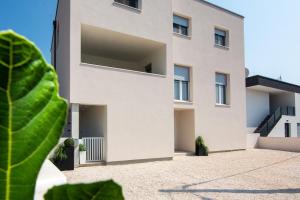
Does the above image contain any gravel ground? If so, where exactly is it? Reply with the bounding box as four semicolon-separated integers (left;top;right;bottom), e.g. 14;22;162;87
64;149;300;200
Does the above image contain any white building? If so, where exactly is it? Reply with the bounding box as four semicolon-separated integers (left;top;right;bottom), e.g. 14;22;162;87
52;0;300;166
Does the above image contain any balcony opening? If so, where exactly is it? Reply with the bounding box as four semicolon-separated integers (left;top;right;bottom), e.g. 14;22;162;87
81;24;167;75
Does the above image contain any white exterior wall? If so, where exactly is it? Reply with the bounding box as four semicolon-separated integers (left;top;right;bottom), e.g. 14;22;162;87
268;93;300;137
173;0;246;152
55;0;247;162
52;0;71;101
270;92;295;113
246;89;270;127
69;0;174;162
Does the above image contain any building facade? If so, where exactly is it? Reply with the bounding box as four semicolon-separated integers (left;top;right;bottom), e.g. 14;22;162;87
52;0;247;165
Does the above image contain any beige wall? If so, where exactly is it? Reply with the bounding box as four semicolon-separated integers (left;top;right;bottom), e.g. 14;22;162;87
173;0;246;152
55;0;246;162
174;110;195;152
53;0;71;101
68;0;174;162
79;106;106;138
258;137;300;152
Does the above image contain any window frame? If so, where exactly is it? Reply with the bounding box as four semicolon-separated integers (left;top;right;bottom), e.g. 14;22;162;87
215;73;229;105
173;14;190;37
174;65;190;102
214;28;229;48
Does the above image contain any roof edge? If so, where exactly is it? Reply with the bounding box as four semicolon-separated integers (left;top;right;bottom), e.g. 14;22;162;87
246;75;300;94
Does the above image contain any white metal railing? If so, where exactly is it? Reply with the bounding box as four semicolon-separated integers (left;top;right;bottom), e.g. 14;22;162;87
82;137;105;162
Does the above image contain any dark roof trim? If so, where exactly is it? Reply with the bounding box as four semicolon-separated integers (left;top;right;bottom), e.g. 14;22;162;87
198;0;244;19
51;0;60;52
246;75;300;94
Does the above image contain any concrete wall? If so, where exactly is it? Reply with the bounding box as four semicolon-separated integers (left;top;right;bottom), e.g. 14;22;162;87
69;0;174;162
247;132;259;149
270;92;295;113
174;110;195;152
173;0;246;152
81;53;141;72
55;0;247;162
79;106;106;138
258;137;300;152
246;89;270;127
53;0;71;101
268;93;300;137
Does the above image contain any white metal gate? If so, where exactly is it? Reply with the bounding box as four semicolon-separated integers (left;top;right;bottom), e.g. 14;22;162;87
83;137;104;162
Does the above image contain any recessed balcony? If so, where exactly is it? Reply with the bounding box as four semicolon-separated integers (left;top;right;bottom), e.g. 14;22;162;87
81;24;167;76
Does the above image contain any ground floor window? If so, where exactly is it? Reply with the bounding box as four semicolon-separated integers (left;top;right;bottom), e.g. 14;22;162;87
297;123;300;137
215;73;228;105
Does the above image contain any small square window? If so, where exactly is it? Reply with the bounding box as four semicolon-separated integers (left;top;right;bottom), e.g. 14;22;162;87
173;15;189;36
114;0;139;9
215;28;228;47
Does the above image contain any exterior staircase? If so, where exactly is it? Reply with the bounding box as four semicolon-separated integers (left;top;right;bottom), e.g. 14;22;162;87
255;106;295;137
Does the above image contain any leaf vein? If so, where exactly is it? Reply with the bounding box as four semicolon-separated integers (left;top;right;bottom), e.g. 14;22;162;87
11;108;65;168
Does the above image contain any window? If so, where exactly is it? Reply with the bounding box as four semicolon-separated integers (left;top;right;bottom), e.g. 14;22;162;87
174;66;190;101
215;73;228;105
173;15;189;36
215;29;227;47
114;0;139;9
297;123;300;137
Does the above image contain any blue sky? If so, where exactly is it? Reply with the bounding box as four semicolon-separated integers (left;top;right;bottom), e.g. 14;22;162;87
1;0;300;84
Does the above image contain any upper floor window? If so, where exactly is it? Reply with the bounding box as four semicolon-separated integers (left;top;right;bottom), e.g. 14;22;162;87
215;73;228;105
174;65;190;101
173;15;189;36
114;0;139;9
215;28;228;47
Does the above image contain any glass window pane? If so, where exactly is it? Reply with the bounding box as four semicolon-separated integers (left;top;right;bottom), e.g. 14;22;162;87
173;15;189;27
115;0;138;8
221;85;226;104
216;73;227;85
215;29;226;37
174;80;180;100
180;26;188;36
216;85;220;103
182;81;189;101
173;24;179;33
175;66;189;81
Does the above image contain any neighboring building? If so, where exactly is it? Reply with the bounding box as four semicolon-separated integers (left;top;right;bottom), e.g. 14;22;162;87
52;0;248;165
246;75;300;138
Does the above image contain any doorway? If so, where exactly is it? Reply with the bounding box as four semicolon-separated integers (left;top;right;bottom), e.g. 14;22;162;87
285;123;291;138
174;110;195;152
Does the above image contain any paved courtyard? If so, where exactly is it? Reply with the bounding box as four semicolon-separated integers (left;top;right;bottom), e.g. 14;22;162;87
64;149;300;200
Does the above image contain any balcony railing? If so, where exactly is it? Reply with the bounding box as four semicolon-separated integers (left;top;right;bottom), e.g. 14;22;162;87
256;106;295;137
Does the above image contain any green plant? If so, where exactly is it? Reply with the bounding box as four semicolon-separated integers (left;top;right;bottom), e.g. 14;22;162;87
64;138;75;147
53;144;68;161
195;136;209;156
0;30;124;200
79;144;86;152
196;136;205;146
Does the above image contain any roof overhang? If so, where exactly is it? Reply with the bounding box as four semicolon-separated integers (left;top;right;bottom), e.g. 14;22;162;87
246;75;300;94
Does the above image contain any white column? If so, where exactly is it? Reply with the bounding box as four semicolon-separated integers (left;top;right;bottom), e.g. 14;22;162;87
71;103;80;166
71;104;79;139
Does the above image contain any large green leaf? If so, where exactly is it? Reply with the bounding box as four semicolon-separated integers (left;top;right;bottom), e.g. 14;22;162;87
44;180;125;200
0;30;68;200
